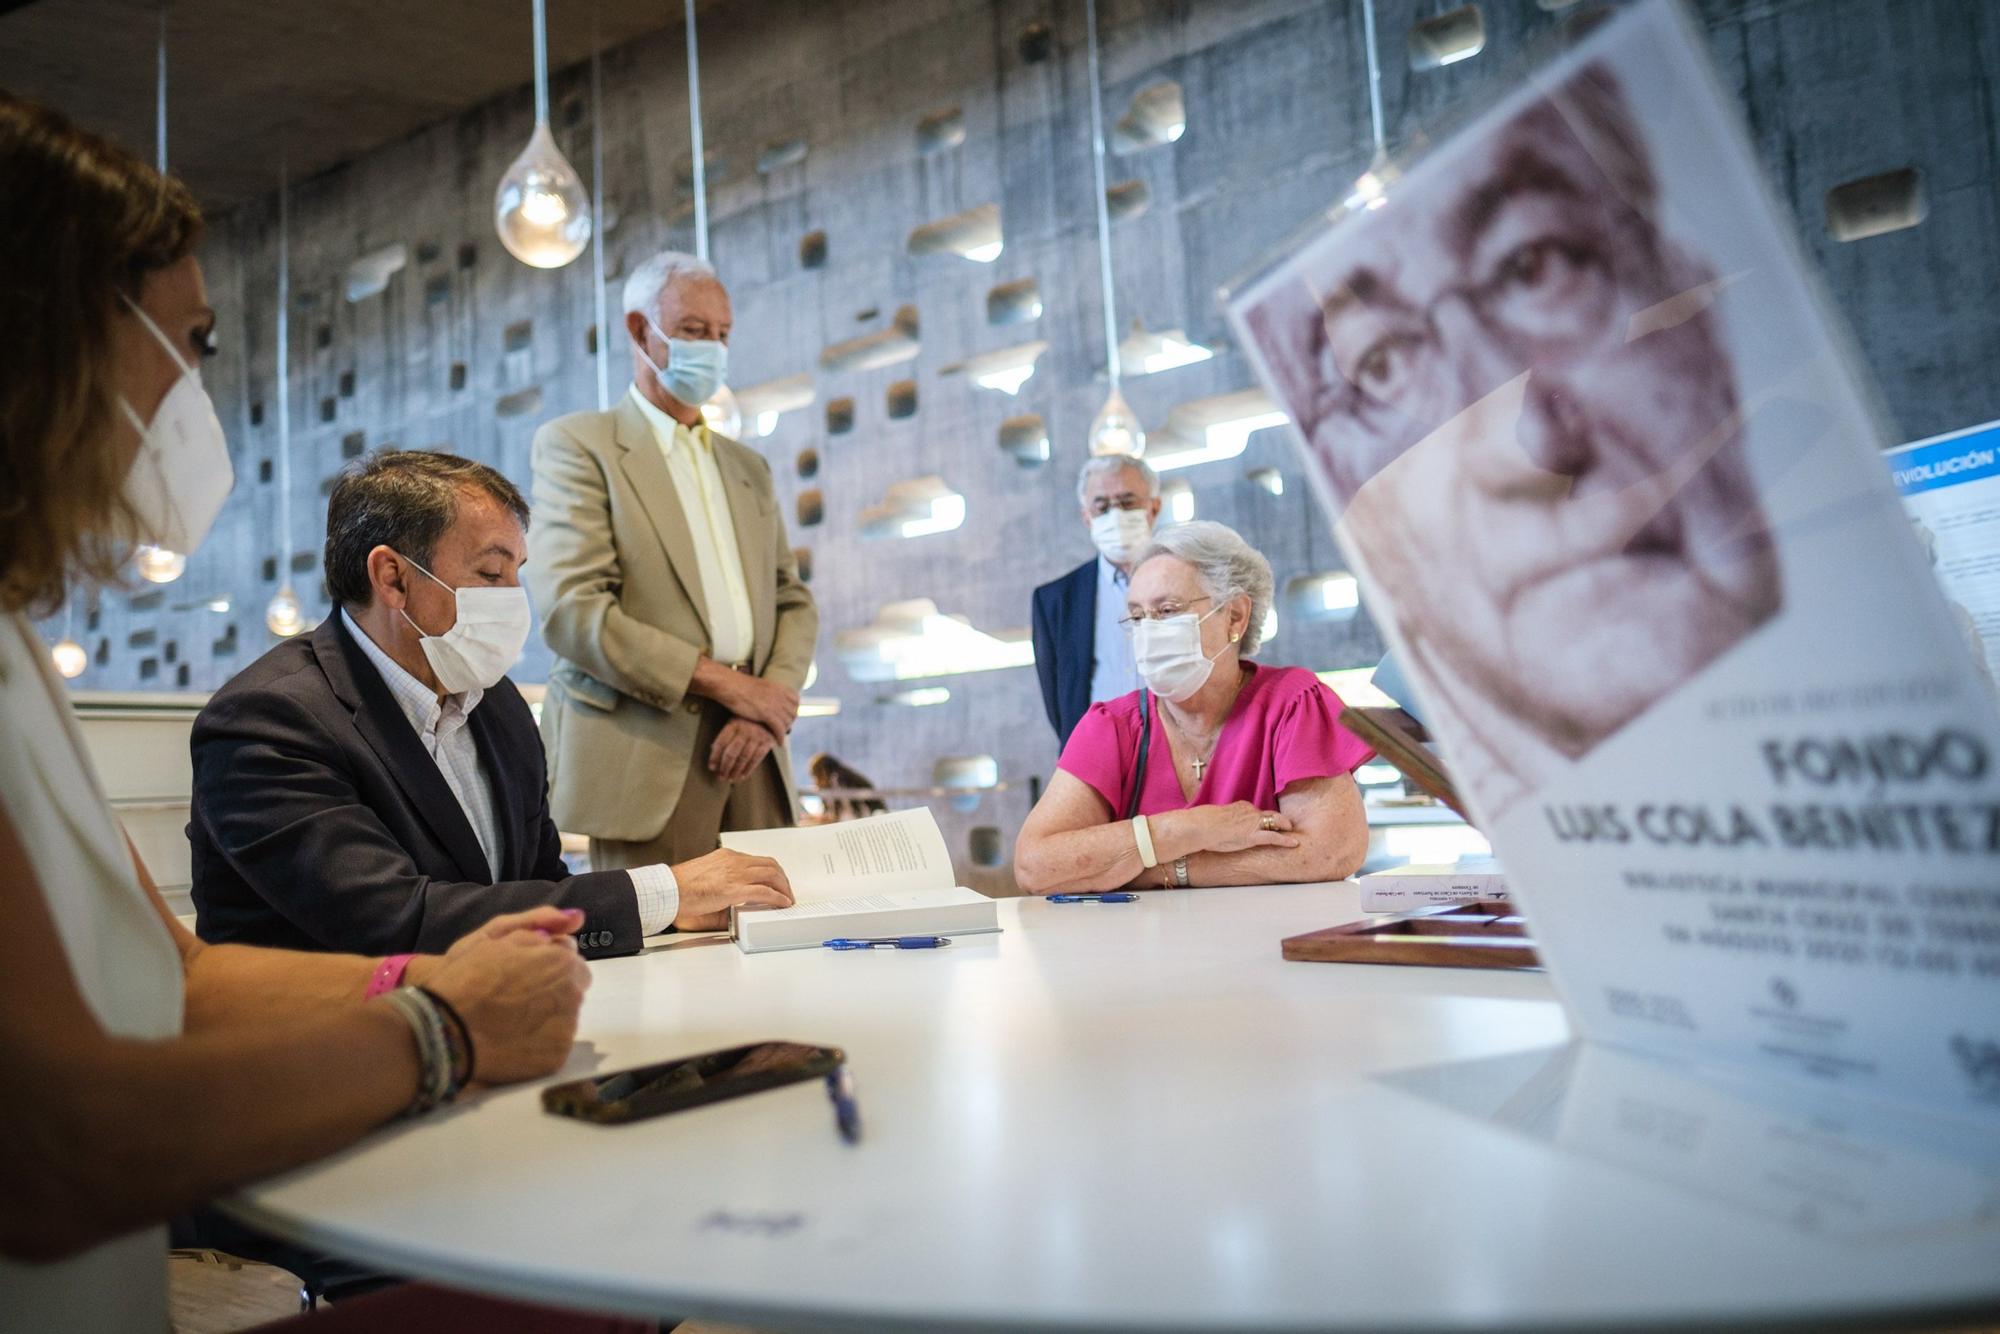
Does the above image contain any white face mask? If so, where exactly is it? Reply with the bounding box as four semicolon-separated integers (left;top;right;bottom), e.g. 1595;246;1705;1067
396;552;532;695
1130;603;1227;703
1090;507;1152;566
118;296;234;557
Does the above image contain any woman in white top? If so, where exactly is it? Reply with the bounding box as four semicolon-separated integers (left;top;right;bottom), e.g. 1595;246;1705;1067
0;91;606;1331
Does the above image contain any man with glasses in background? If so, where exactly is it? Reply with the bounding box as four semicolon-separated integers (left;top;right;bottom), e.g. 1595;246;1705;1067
1032;455;1164;747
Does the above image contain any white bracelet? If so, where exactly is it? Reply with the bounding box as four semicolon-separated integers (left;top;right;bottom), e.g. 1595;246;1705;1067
1131;814;1158;869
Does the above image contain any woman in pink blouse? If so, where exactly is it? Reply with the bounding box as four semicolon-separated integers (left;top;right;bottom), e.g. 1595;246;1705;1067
1015;521;1374;893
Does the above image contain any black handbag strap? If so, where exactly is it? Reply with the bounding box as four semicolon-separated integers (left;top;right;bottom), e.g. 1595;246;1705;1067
1122;689;1152;821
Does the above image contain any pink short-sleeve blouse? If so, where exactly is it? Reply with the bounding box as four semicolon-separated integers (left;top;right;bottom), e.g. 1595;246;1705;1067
1056;663;1376;817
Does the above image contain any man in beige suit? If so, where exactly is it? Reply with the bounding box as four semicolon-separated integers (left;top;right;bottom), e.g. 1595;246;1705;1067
527;251;817;912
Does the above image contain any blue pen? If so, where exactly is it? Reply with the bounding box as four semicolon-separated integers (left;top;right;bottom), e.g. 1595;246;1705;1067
825;1065;862;1144
1047;893;1140;903
822;936;953;950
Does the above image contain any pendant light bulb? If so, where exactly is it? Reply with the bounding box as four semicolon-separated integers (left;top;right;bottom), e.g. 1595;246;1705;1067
51;638;88;679
135;544;186;583
496;122;591;269
265;583;304;638
495;0;591;269
699;384;743;439
1088;389;1145;459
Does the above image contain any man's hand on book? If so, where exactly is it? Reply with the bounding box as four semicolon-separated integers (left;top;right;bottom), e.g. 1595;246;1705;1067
672;848;795;932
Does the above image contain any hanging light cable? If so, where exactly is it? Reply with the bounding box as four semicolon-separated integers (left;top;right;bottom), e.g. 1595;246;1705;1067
1349;0;1396;210
495;0;592;268
266;162;303;638
683;0;742;437
1083;0;1142;458
590;9;610;411
135;2;188;584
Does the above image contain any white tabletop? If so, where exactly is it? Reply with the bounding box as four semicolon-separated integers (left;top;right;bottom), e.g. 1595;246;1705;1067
230;884;2000;1331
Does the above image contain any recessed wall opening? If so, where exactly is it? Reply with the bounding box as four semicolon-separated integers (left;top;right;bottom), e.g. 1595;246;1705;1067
906;202;1003;263
820;307;920;375
859;477;965;540
318;397;337;423
1113;82;1186;152
800;230;828;269
1826;167;1926;242
797;490;825;527
290;552;317;574
343;243;408;302
258;460;274;483
338;370;356;397
986;278;1042;325
1018;21;1053;64
793;546;814;582
759;137;809;174
826;397;855;434
457;242;478;270
425;275;451;307
449;362;467;391
585;325;598;356
886;380;918;419
796;448;820;479
496;386;543;419
249;401;264;426
999;414;1050;468
341;431;366;459
1107;179;1150;223
503;320;533;353
916;106;966;153
969;826;1004;868
1409;5;1485;70
1284;570;1362;623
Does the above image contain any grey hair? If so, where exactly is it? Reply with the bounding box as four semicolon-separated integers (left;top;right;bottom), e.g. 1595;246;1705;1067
621;249;720;317
1134;520;1275;656
1075;454;1161;507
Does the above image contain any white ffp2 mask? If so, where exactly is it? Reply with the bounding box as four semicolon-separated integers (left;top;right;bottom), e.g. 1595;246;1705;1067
118;297;234;558
397;553;532;695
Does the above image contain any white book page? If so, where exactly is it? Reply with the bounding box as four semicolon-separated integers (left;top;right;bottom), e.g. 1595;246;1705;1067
720;807;954;902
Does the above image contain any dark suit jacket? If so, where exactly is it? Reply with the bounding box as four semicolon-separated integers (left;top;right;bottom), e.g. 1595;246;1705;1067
1031;557;1099;749
189;613;642;959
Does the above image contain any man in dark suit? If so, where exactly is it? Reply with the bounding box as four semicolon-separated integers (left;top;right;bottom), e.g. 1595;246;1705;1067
189;450;793;961
1031;455;1163;748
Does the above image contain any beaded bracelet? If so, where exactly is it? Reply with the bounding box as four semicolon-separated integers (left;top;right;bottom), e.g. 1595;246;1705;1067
381;987;467;1116
418;986;477;1086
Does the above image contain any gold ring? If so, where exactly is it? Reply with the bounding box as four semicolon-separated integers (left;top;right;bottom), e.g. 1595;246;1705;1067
1260;813;1278;832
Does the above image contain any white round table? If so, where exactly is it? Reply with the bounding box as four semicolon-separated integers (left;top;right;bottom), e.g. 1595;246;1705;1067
230;884;2000;1330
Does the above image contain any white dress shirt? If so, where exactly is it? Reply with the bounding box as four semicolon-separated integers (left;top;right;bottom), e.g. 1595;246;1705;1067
342;611;680;932
1089;556;1142;705
628;384;756;665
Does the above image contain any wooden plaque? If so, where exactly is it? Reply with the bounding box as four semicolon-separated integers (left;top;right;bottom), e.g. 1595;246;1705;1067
1282;902;1538;970
1338;705;1469;820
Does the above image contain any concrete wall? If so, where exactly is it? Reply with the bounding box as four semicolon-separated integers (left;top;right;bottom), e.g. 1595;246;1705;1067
48;0;2000;882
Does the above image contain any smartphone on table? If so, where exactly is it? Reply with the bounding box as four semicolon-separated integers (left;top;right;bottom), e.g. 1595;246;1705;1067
542;1041;846;1125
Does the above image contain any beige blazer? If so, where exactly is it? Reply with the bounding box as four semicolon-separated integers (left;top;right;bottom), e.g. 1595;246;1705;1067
526;395;818;841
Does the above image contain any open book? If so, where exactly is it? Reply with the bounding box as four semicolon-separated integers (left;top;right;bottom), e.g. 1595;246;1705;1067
719;808;1000;953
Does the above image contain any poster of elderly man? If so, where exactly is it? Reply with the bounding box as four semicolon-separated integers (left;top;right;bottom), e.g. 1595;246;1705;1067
1228;0;2000;1121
